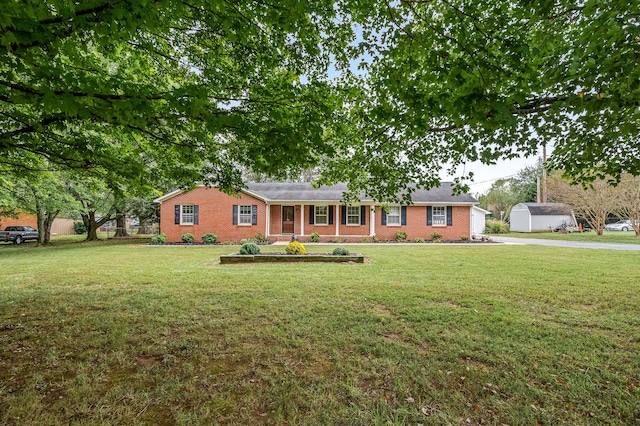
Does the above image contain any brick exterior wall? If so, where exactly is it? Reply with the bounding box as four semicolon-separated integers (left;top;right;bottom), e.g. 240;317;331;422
159;187;267;243
159;187;473;242
1;213;38;229
373;205;470;241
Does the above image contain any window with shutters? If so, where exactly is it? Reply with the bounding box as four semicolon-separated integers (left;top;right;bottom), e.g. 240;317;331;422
347;206;360;225
315;206;328;225
386;206;401;225
238;205;252;225
432;206;446;225
181;205;194;224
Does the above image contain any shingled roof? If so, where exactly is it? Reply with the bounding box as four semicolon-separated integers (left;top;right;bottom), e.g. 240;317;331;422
245;182;477;204
519;203;573;216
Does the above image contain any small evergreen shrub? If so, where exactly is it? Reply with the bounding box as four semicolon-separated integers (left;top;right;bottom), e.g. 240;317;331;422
310;232;320;242
202;233;218;244
460;235;469;241
332;247;350;256
285;241;306;255
485;219;510;234
361;237;371;243
372;235;379;242
253;233;269;244
181;233;195;243
73;222;87;234
414;237;425;243
430;231;442;243
395;231;407;242
239;242;261;255
151;233;167;244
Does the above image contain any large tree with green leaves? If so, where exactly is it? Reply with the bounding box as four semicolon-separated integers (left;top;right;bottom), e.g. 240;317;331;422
3;1;638;203
319;0;640;201
1;0;354;192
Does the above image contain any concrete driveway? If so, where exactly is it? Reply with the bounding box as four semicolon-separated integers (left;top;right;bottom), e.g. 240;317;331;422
491;236;640;251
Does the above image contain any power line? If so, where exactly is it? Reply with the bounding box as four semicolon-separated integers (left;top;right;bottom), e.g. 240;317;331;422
467;174;518;186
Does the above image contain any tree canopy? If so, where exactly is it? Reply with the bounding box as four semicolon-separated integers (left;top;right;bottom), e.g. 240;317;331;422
1;0;353;193
2;1;638;202
320;0;640;200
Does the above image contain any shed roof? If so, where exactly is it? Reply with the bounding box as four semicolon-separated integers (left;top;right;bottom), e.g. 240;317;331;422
519;203;572;216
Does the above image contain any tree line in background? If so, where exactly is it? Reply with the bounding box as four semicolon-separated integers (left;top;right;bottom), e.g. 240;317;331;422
0;170;160;245
1;1;638;243
480;164;640;237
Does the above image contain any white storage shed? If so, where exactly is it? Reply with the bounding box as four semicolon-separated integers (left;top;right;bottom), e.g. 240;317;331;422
510;203;573;233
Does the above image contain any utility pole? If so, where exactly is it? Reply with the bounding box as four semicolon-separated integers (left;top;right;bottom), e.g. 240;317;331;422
542;144;547;203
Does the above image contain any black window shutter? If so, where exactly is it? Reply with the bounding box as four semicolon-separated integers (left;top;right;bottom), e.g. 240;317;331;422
341;206;346;225
309;205;314;224
232;205;238;225
328;206;334;225
252;205;258;225
427;206;433;226
194;205;199;225
381;209;387;225
360;206;367;225
446;206;453;226
174;205;180;224
401;206;407;225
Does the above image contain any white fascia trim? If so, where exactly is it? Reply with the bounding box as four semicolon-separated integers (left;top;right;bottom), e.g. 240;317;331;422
153;189;187;204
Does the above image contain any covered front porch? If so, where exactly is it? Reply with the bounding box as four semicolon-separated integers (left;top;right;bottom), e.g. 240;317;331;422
264;203;376;242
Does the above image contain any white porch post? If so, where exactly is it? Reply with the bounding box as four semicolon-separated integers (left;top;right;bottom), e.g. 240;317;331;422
335;204;340;236
300;204;305;236
265;204;270;237
370;205;375;237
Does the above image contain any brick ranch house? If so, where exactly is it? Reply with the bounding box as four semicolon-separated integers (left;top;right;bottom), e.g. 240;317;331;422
154;182;486;243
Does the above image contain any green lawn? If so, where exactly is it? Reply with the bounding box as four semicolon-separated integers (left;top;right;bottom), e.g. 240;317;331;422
1;240;639;425
502;230;640;244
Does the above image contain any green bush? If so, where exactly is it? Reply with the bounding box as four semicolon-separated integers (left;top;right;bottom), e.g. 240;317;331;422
310;232;320;242
239;242;261;255
253;233;269;244
285;241;306;255
395;231;407;242
73;222;87;234
332;247;350;256
181;233;195;243
414;237;425;243
151;233;167;244
485;219;510;234
201;233;217;244
430;231;442;243
460;235;469;241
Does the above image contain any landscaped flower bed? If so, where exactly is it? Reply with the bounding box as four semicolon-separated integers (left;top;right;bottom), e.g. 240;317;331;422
219;252;365;264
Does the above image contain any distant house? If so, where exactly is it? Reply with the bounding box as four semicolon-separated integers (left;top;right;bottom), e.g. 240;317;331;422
510;203;574;232
154;182;481;242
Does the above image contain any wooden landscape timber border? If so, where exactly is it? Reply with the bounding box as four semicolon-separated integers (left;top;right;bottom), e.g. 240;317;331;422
220;253;365;264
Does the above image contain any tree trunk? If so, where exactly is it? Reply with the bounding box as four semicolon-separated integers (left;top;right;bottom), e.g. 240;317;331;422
113;214;129;238
84;212;100;241
137;219;152;235
42;211;58;245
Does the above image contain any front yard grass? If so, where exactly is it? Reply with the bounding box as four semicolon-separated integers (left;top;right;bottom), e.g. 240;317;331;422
1;241;639;425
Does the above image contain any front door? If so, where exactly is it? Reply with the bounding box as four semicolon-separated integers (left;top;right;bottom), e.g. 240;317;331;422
282;206;295;234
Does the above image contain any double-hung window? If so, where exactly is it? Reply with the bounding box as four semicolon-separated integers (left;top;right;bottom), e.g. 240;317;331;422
386;206;401;225
181;205;194;224
432;206;446;225
238;205;253;225
346;206;360;225
315;206;328;225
